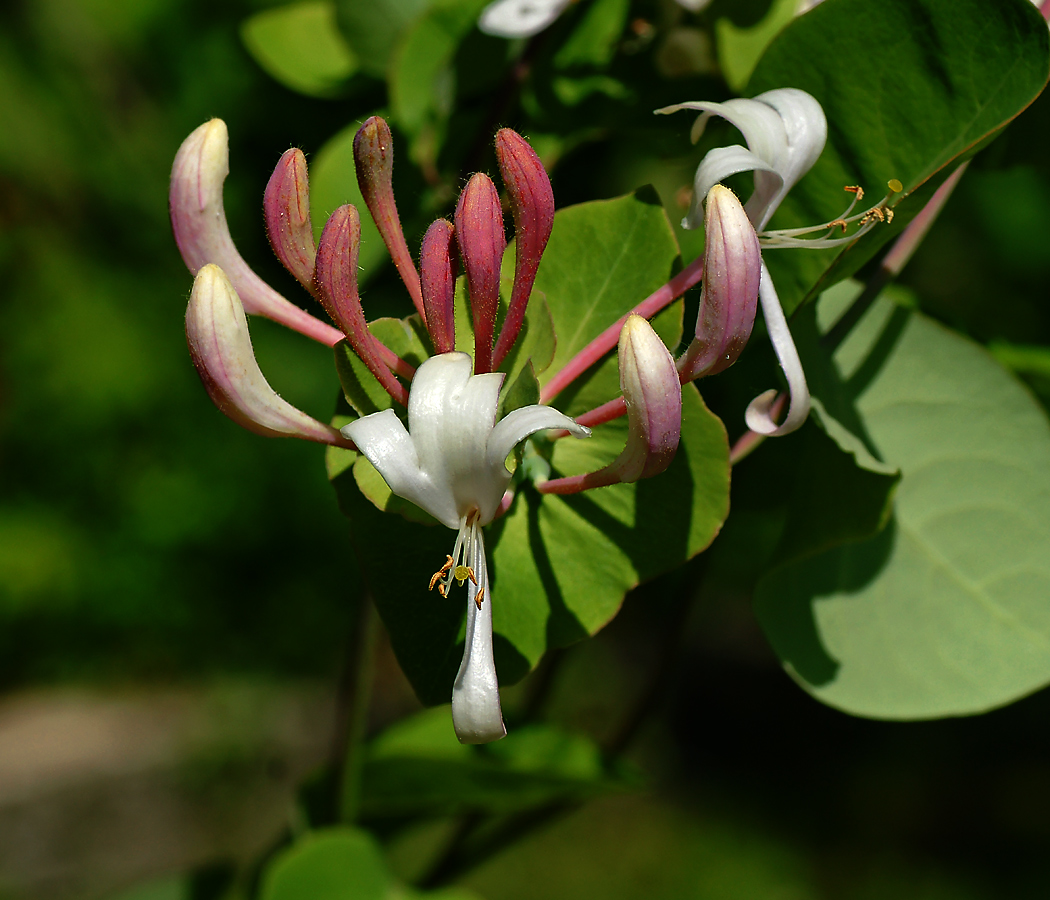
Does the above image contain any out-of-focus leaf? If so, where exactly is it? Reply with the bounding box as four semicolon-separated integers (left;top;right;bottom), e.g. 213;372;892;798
241;2;357;98
714;0;795;92
553;0;629;70
743;0;1050;314
391;0;489;147
335;0;430;77
259;828;389;900
755;282;1050;718
360;708;625;818
309;121;389;282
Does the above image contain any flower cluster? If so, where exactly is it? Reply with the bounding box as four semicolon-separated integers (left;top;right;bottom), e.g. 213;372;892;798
169;88;885;742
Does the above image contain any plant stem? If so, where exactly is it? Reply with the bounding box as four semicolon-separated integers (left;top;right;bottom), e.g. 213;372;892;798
329;592;378;825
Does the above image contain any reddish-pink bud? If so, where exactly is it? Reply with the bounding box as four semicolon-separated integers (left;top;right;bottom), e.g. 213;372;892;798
492;129;555;369
678;185;761;380
264;148;316;292
455;173;506;374
353;116;424;317
315;206;409;407
420;219;457;354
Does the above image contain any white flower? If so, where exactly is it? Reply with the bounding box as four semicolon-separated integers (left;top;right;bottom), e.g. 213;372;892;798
658;89;845;437
479;0;712;40
342;352;589;743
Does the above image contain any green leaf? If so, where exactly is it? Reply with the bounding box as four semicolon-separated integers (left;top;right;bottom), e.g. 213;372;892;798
391;0;489;145
755;282;1050;718
535;187;681;386
552;0;630;70
334;318;430;417
714;0;796;93
335;0;431;77
310;122;389;282
259;828;390;900
360;707;623;818
746;0;1050;314
241;2;358;98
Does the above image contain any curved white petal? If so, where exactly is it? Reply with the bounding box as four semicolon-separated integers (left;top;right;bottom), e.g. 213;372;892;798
489;407;589;467
452;529;506;744
478;0;570;38
342;409;460;528
686;145;780;229
751;88;827;227
744;263;810;436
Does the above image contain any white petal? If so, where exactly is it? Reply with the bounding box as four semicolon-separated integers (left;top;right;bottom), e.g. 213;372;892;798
452;529;506;744
342;409;461;528
744;263;810;436
686;145;780;229
408;353;507;521
656;99;787;166
486;406;589;507
752;88;827;227
478;0;569;38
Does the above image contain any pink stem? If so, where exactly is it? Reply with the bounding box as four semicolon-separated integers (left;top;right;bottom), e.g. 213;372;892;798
540;255;705;404
1041;0;1050;20
537;467;621;495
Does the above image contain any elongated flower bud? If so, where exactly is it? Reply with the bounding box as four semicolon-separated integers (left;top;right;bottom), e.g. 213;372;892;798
264;148;316;291
678;185;761;381
613;315;682;480
353;116;424;317
491;129;554;369
315;206;410;407
420;219;457;354
170;119;342;346
539;315;680;494
186;265;351;446
455;173;506;374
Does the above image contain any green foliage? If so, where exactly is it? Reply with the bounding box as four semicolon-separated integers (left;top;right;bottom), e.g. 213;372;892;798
241;2;358;98
260;829;390;900
749;0;1050;314
755;282;1050;718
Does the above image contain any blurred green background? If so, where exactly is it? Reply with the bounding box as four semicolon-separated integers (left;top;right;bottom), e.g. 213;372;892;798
2;1;1050;899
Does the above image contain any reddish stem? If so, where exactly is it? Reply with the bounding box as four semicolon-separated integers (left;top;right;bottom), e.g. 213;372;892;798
536;467;620;495
540;255;704;404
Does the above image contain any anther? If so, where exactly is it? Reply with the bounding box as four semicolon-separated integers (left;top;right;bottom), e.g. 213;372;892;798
429;555;455;591
474;587;486;610
844;185;864;200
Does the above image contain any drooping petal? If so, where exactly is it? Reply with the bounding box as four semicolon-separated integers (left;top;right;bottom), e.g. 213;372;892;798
744;262;810;436
488;405;589;478
341;409;460;528
685;145;780;229
452;527;506;744
170;120;343;346
478;0;570;38
186;265;350;446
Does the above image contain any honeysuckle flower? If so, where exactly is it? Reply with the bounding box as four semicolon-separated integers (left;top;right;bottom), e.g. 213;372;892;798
186;264;353;447
342;353;590;742
479;0;712;39
541;315;680;495
657;89;894;436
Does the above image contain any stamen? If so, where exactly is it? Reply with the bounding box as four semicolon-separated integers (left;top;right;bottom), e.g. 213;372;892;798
429;555;455;592
474;587;485;610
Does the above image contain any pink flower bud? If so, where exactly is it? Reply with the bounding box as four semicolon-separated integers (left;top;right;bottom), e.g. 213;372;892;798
420;219;457;354
677;185;761;380
491;129;554;369
539;315;680;495
264;148;316;291
353;116;424;317
315;206;410;407
170;119;343;347
454;173;506;374
612;314;682;481
185;264;352;446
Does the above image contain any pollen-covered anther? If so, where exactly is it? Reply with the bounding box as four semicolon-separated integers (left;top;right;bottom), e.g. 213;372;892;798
474;587;486;610
828;218;849;232
844;185;864;200
430;555;455;591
